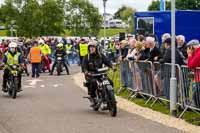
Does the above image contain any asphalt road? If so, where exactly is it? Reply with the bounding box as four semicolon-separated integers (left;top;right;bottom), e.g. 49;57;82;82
0;65;183;133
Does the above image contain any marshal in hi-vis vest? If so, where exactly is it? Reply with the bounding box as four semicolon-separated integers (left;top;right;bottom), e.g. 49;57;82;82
5;52;21;65
79;43;88;57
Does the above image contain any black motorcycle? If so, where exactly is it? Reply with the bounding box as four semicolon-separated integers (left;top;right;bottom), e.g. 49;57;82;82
56;55;63;75
84;67;117;117
6;65;20;99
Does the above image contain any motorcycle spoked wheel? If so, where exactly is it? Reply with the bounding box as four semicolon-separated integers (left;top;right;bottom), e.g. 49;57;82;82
106;85;117;117
10;78;18;99
92;91;100;111
56;62;61;76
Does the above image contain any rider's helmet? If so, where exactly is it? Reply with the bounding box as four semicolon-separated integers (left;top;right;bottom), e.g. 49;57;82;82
57;43;64;50
38;39;45;45
9;42;17;53
88;41;97;47
66;39;71;45
9;42;17;48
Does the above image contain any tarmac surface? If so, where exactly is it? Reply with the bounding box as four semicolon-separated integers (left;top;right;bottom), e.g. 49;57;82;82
0;65;183;133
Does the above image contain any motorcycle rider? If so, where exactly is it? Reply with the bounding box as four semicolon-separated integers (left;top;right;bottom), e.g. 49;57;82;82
66;39;73;64
79;38;88;72
1;42;24;92
50;43;69;75
83;41;115;106
38;39;51;72
109;39;116;62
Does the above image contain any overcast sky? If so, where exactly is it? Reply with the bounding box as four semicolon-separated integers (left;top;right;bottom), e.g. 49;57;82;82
0;0;154;14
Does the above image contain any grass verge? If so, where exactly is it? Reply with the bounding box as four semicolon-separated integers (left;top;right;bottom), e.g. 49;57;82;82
99;28;126;37
0;30;7;36
108;68;200;126
0;28;126;37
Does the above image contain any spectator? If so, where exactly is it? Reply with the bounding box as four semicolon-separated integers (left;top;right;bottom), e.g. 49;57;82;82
187;39;200;108
119;40;129;62
160;33;171;58
127;38;136;60
137;35;145;43
119;40;129;88
142;38;151;60
187;40;200;68
177;35;187;58
134;41;146;61
145;37;160;62
159;38;184;65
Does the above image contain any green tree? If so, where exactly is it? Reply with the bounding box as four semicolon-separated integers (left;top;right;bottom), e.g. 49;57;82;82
65;0;102;36
40;0;65;36
148;0;171;11
176;0;200;10
114;6;136;33
148;0;200;11
16;0;41;37
0;0;19;26
114;6;127;19
0;0;65;37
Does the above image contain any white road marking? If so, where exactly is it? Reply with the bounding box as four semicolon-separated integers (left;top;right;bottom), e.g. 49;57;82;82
53;84;63;87
23;85;36;88
40;85;45;88
26;79;42;86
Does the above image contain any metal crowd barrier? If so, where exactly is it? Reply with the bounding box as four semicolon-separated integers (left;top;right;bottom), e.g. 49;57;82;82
151;62;182;106
117;60;133;94
116;60;200;116
128;61;155;104
179;66;200;117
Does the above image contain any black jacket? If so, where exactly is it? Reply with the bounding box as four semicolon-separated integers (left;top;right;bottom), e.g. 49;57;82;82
148;46;160;62
177;42;187;58
83;53;112;73
143;48;150;60
54;49;66;59
120;47;129;60
159;48;184;65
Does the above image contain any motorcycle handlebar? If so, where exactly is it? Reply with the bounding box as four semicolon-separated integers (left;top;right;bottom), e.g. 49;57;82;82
87;72;107;77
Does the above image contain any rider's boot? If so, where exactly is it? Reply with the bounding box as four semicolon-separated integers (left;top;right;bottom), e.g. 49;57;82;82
18;79;23;92
67;71;70;75
2;80;7;92
90;97;97;107
49;70;53;75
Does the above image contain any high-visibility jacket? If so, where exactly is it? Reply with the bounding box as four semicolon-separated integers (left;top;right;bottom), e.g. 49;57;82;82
79;43;88;57
29;46;42;63
66;44;73;54
109;43;116;53
39;44;51;55
104;44;109;50
5;52;21;65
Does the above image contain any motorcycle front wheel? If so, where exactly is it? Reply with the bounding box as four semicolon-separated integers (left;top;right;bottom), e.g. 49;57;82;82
106;85;117;117
11;78;18;99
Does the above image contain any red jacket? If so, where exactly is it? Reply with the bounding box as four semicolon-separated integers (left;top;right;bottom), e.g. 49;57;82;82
188;47;200;68
188;47;200;82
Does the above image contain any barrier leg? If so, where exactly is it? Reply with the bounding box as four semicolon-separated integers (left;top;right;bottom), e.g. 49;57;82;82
179;106;189;118
127;91;134;99
145;96;153;105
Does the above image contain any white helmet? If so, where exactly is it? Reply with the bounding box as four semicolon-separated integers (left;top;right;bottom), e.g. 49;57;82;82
9;42;17;48
66;39;71;44
38;39;45;44
57;43;63;48
88;41;97;47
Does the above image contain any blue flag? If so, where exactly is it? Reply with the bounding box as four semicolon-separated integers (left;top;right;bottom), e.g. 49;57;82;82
160;0;165;11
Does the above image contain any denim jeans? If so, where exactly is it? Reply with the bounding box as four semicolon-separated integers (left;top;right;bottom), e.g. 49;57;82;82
121;61;129;87
32;63;40;77
192;83;200;108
